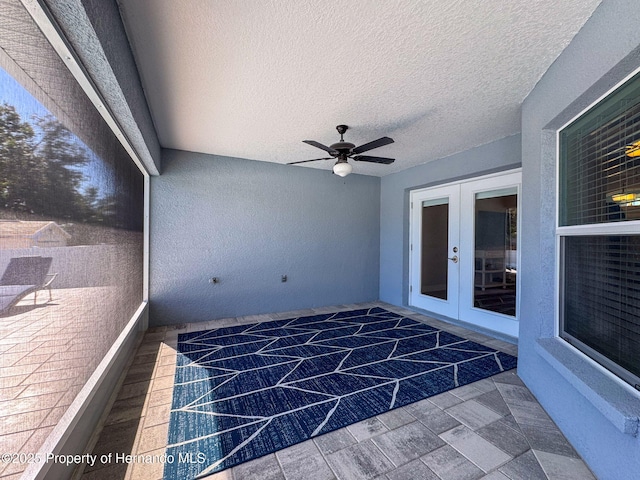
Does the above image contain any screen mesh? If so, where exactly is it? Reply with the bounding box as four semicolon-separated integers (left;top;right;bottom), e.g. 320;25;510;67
0;0;144;472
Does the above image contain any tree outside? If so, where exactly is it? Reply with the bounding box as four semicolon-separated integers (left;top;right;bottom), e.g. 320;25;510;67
0;103;141;245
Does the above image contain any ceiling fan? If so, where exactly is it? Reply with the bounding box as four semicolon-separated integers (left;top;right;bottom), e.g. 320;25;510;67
288;125;395;176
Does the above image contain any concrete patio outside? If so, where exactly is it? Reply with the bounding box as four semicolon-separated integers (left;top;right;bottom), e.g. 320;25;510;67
0;286;127;480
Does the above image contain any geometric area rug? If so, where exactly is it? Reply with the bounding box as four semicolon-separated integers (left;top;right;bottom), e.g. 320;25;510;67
163;307;517;479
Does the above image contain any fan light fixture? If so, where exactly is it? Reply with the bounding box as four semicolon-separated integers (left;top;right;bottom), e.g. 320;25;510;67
611;192;638;203
333;161;353;177
625;140;640;158
608;190;640;206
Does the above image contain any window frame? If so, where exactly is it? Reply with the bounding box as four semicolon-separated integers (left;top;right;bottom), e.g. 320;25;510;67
555;66;640;390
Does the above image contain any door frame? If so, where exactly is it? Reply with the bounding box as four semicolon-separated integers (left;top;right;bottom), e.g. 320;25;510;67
408;169;522;338
458;171;521;338
408;183;461;318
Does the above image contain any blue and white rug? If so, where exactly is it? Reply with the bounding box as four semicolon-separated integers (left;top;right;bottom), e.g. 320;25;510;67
164;307;517;479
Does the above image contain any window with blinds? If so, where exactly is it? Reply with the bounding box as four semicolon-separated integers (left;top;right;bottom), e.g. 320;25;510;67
558;71;640;388
561;236;640;383
560;72;640;226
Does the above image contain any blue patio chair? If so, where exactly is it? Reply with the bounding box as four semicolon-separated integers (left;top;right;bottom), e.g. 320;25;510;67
0;256;57;314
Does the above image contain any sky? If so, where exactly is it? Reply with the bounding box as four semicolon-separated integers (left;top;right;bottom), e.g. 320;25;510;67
0;65;108;198
0;67;49;121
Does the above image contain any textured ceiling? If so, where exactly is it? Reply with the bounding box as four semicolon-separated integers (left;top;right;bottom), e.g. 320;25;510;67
117;0;602;176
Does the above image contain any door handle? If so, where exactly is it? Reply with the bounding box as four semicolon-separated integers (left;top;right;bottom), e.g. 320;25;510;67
448;255;458;263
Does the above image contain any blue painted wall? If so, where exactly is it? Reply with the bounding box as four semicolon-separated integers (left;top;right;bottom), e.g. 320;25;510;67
149;150;381;326
379;134;521;307
519;1;640;478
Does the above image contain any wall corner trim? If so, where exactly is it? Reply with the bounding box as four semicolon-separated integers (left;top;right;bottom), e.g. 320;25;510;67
535;337;640;436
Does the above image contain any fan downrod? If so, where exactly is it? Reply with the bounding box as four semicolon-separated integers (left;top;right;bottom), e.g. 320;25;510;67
336;124;348;140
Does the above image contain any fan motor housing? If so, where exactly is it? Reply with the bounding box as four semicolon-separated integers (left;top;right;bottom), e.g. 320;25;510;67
330;141;355;152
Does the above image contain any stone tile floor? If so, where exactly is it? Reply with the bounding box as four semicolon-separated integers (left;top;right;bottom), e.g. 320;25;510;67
80;302;597;480
0;287;129;480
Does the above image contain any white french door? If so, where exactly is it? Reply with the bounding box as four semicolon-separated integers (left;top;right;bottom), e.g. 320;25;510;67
409;171;521;338
409;184;461;318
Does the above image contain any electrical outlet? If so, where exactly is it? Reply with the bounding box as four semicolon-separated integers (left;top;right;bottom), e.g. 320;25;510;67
209;277;219;284
281;275;287;283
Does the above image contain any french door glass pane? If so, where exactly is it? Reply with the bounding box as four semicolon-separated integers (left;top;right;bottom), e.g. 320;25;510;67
473;189;517;316
421;198;448;300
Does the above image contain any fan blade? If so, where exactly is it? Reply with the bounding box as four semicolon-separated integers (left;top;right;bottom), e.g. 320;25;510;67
303;140;338;155
352;155;395;165
351;136;394;154
287;157;332;165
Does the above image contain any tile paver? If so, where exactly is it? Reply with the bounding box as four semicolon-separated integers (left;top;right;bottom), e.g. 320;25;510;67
346;418;389;442
371;421;445;466
440;425;512;473
386;458;439;480
276;440;336;480
445;399;504;430
473;389;511;417
326;440;395;480
232;453;285;480
375;407;415;430
420;444;484;480
314;428;357;456
498;450;548;480
534;450;597;480
475;419;530;458
72;302;597;480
